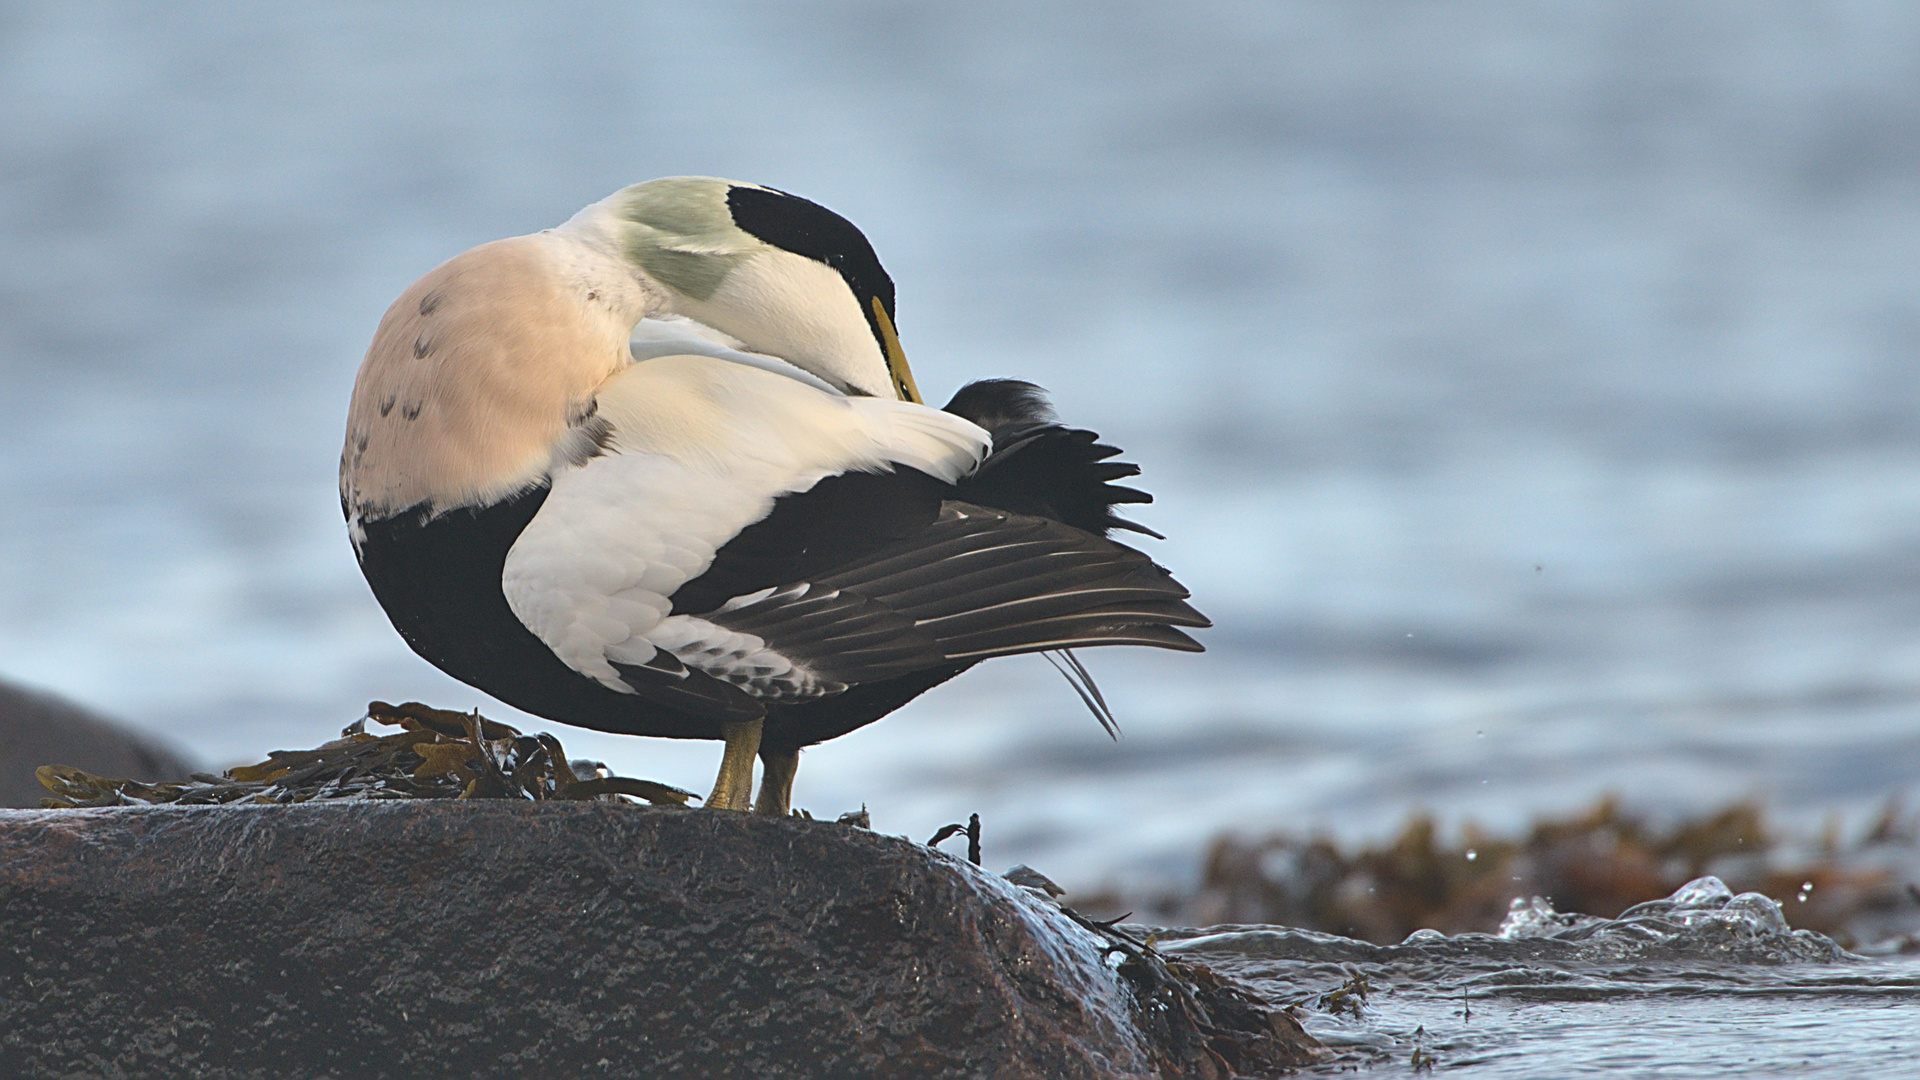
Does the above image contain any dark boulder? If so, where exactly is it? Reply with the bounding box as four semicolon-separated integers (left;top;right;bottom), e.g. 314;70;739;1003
0;801;1319;1079
0;679;195;808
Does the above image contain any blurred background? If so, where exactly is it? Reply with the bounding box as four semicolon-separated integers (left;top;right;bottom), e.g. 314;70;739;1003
3;1;1918;897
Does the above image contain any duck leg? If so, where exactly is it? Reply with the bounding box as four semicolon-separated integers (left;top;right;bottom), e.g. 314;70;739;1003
706;719;762;811
754;747;799;816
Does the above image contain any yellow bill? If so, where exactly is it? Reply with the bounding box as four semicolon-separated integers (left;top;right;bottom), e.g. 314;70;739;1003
871;295;923;404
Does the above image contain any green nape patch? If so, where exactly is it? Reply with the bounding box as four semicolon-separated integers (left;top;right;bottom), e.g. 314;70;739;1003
36;701;697;809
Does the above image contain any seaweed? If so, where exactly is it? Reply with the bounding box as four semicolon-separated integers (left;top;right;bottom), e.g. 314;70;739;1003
927;812;983;865
1285;972;1370;1020
1089;796;1920;948
37;700;696;808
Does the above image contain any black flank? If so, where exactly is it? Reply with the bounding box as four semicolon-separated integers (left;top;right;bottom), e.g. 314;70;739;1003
355;490;743;741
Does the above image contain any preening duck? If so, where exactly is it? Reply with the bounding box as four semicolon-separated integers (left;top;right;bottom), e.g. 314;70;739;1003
341;177;1208;813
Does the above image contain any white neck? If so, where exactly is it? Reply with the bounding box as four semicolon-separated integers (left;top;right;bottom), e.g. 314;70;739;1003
548;208;666;328
671;249;894;398
557;190;893;398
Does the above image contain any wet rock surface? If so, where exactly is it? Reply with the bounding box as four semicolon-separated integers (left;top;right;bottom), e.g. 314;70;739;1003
0;801;1318;1079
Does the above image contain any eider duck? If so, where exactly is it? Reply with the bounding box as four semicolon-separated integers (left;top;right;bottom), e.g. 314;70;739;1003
341;177;1208;813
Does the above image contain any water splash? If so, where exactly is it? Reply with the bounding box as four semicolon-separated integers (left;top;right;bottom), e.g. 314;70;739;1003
1491;876;1840;964
1497;894;1599;938
1155;875;1850;979
1150;877;1916;1076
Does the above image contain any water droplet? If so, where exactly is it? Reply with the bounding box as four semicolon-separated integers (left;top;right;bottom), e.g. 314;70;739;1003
1797;880;1814;902
1465;849;1478;861
1475;730;1485;738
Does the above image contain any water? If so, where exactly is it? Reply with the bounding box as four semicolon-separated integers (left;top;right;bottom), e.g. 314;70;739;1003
1156;878;1920;1077
3;7;1920;1062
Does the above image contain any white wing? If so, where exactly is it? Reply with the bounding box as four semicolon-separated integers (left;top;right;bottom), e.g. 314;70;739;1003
500;353;987;693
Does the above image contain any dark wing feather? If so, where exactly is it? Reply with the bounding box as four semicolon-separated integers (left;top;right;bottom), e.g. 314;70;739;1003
1045;649;1119;738
609;651;766;720
706;582;944;684
670;467;945;615
700;503;1207;684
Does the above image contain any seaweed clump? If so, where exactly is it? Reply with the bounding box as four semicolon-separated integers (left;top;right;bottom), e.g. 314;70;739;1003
937;811;1326;1075
1060;907;1323;1078
36;700;695;808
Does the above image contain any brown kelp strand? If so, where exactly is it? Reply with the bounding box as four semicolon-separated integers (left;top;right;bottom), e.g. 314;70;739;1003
36;700;697;809
1053;904;1323;1077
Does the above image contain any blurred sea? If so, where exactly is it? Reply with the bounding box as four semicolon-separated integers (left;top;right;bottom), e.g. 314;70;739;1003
4;2;1920;897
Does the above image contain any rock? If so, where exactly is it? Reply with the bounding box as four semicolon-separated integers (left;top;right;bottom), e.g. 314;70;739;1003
0;801;1320;1079
0;679;195;808
1003;864;1066;898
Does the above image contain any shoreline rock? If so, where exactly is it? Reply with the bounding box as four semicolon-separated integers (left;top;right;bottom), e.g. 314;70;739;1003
0;801;1319;1079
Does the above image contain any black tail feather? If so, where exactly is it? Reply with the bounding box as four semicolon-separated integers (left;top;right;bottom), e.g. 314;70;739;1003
944;380;1163;538
942;378;1056;431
